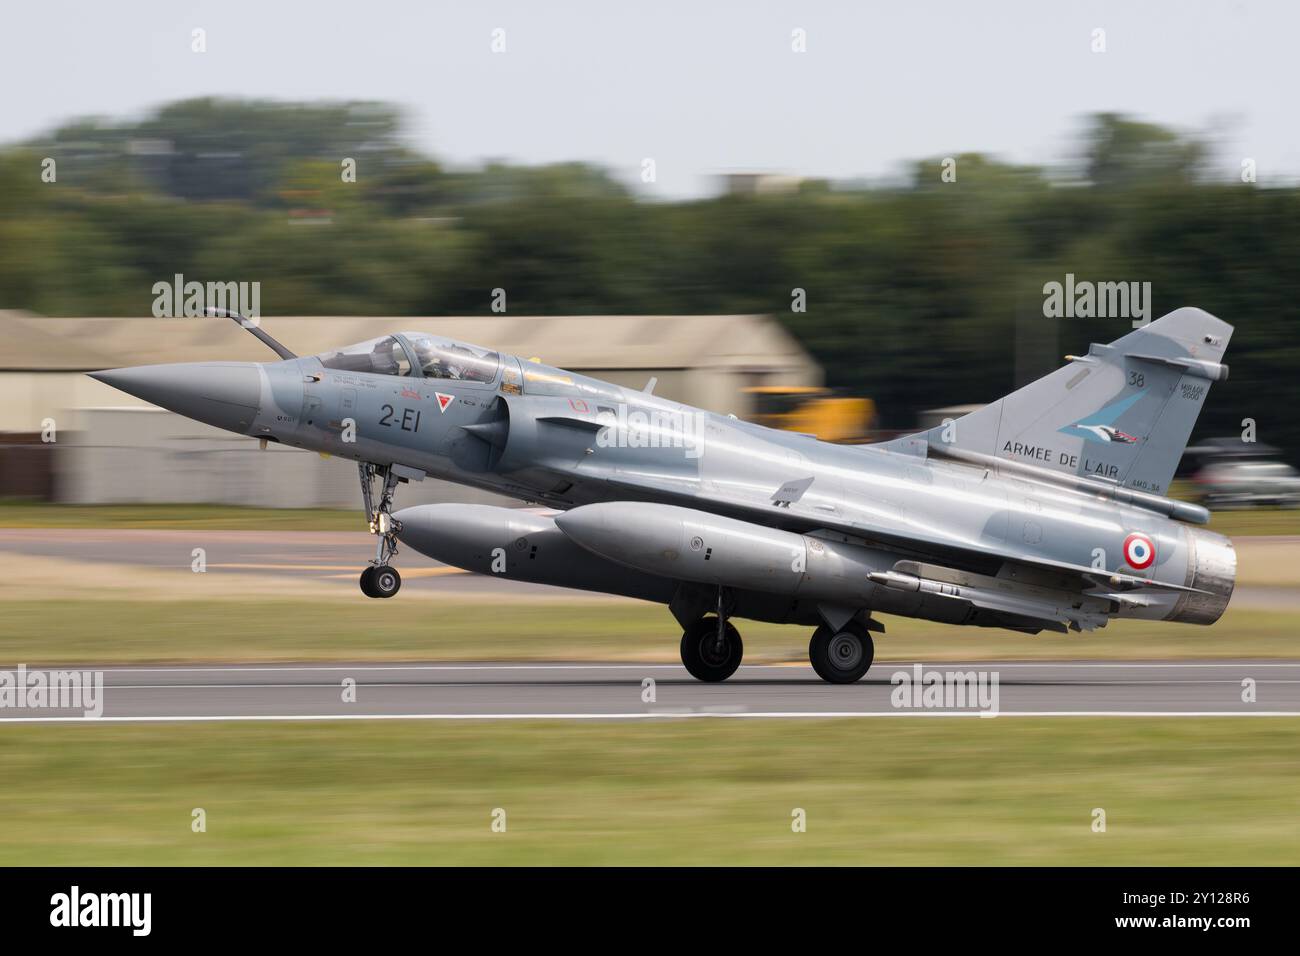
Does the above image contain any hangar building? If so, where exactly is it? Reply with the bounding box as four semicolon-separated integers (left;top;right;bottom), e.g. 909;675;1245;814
0;312;821;507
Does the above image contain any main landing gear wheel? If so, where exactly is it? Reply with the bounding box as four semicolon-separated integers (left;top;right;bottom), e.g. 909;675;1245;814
680;615;743;682
809;622;875;684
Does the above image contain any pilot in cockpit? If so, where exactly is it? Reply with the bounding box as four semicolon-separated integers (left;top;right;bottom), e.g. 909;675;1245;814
405;337;498;383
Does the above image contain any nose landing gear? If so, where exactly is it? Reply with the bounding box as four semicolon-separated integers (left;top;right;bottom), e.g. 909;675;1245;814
679;588;743;682
679;616;743;682
358;462;403;599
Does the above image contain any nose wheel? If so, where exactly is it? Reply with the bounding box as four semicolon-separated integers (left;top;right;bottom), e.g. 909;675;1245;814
358;463;404;599
680;616;743;682
679;588;743;682
360;564;402;599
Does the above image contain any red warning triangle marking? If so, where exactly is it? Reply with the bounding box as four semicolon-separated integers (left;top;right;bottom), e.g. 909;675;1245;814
435;392;455;412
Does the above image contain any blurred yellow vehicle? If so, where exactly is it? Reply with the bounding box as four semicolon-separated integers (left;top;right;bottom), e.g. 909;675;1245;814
743;386;876;443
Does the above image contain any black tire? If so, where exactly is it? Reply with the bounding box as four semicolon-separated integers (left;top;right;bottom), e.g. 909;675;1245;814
359;566;380;598
680;616;743;682
809;623;874;684
371;565;402;598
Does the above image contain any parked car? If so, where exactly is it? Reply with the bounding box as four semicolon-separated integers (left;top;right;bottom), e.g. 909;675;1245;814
1194;459;1300;509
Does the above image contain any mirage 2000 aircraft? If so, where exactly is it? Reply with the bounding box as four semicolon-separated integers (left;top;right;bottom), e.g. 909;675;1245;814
89;307;1236;684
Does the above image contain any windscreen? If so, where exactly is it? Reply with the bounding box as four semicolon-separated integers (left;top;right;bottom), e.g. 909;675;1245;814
317;336;413;376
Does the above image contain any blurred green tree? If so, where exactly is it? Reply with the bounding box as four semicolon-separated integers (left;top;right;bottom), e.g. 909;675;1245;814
2;100;1296;461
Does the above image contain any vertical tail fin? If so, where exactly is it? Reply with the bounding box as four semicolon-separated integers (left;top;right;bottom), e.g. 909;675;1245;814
899;307;1232;497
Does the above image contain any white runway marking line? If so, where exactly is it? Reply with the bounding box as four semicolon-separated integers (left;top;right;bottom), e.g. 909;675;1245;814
2;711;1300;723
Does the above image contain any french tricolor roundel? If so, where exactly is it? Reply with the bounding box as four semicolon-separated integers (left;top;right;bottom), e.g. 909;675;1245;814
1123;532;1156;570
435;392;455;413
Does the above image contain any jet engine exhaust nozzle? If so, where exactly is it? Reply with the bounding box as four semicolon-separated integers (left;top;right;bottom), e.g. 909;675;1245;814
1169;527;1236;625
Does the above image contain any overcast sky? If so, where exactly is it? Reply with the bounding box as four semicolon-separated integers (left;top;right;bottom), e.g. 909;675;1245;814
1;0;1295;196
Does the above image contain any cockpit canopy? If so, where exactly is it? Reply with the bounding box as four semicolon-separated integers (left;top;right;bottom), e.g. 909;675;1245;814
316;334;501;383
316;335;413;376
401;333;500;383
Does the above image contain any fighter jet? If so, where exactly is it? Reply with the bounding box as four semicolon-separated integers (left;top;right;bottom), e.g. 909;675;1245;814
88;307;1237;684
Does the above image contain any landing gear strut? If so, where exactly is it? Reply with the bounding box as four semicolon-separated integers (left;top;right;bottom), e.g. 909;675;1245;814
679;589;743;682
809;621;874;684
358;462;403;599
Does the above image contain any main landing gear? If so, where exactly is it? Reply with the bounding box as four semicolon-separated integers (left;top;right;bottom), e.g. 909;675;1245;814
676;590;876;685
808;621;875;684
358;462;403;599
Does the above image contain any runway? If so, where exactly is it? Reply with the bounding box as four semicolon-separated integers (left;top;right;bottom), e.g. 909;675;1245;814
4;529;1299;721
2;660;1298;721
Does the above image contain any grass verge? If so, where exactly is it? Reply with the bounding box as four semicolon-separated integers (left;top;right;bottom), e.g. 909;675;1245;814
0;718;1295;865
1;597;1297;663
0;501;358;531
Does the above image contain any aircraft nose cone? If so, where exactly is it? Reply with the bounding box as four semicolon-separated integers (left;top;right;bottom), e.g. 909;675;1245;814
88;362;263;434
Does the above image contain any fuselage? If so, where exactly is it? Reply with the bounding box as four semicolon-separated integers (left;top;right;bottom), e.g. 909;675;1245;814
204;331;1232;633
